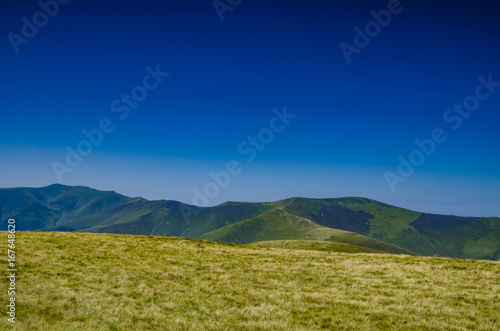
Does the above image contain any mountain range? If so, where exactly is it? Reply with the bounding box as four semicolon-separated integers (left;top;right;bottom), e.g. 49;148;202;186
1;184;498;260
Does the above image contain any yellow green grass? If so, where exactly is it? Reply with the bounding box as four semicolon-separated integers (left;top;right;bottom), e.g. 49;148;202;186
1;231;499;330
249;240;388;254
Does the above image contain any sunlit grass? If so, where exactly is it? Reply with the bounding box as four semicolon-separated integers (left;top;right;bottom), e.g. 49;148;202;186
1;231;499;330
249;239;387;254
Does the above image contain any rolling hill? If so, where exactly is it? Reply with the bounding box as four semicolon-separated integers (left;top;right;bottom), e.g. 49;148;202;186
0;184;499;260
248;240;390;254
1;231;498;330
199;208;414;255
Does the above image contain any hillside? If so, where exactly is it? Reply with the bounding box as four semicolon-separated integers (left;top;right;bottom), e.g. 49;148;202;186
248;240;388;254
0;185;499;260
1;231;499;330
200;209;414;255
0;185;135;231
279;197;500;260
281;197;433;254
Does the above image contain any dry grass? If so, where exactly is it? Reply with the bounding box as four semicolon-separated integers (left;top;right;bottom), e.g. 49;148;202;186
1;231;499;330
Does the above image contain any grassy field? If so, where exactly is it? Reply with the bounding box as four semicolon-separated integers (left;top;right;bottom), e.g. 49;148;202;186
1;231;499;330
248;240;388;254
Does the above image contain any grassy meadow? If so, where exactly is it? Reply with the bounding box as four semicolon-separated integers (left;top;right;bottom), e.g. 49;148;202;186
249;240;388;254
1;231;499;330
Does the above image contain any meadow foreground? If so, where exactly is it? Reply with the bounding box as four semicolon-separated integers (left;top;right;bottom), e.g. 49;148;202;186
1;231;499;330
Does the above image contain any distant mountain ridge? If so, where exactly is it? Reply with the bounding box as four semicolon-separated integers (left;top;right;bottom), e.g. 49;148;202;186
1;184;498;260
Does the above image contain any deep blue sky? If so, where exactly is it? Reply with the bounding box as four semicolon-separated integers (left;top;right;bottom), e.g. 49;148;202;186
1;0;500;216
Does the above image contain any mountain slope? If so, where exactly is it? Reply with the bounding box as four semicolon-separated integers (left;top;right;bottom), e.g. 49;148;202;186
280;197;444;256
0;184;134;231
280;197;500;260
77;200;276;239
411;213;500;260
199;209;415;255
0;185;498;260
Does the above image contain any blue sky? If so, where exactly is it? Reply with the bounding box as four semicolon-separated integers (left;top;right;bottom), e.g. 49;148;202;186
1;0;500;216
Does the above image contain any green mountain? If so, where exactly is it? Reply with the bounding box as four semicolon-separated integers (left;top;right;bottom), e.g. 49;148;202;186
279;197;500;260
199;208;414;255
0;184;498;260
0;185;133;230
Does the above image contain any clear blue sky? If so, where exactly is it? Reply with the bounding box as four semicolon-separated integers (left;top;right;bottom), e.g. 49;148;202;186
1;0;500;216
